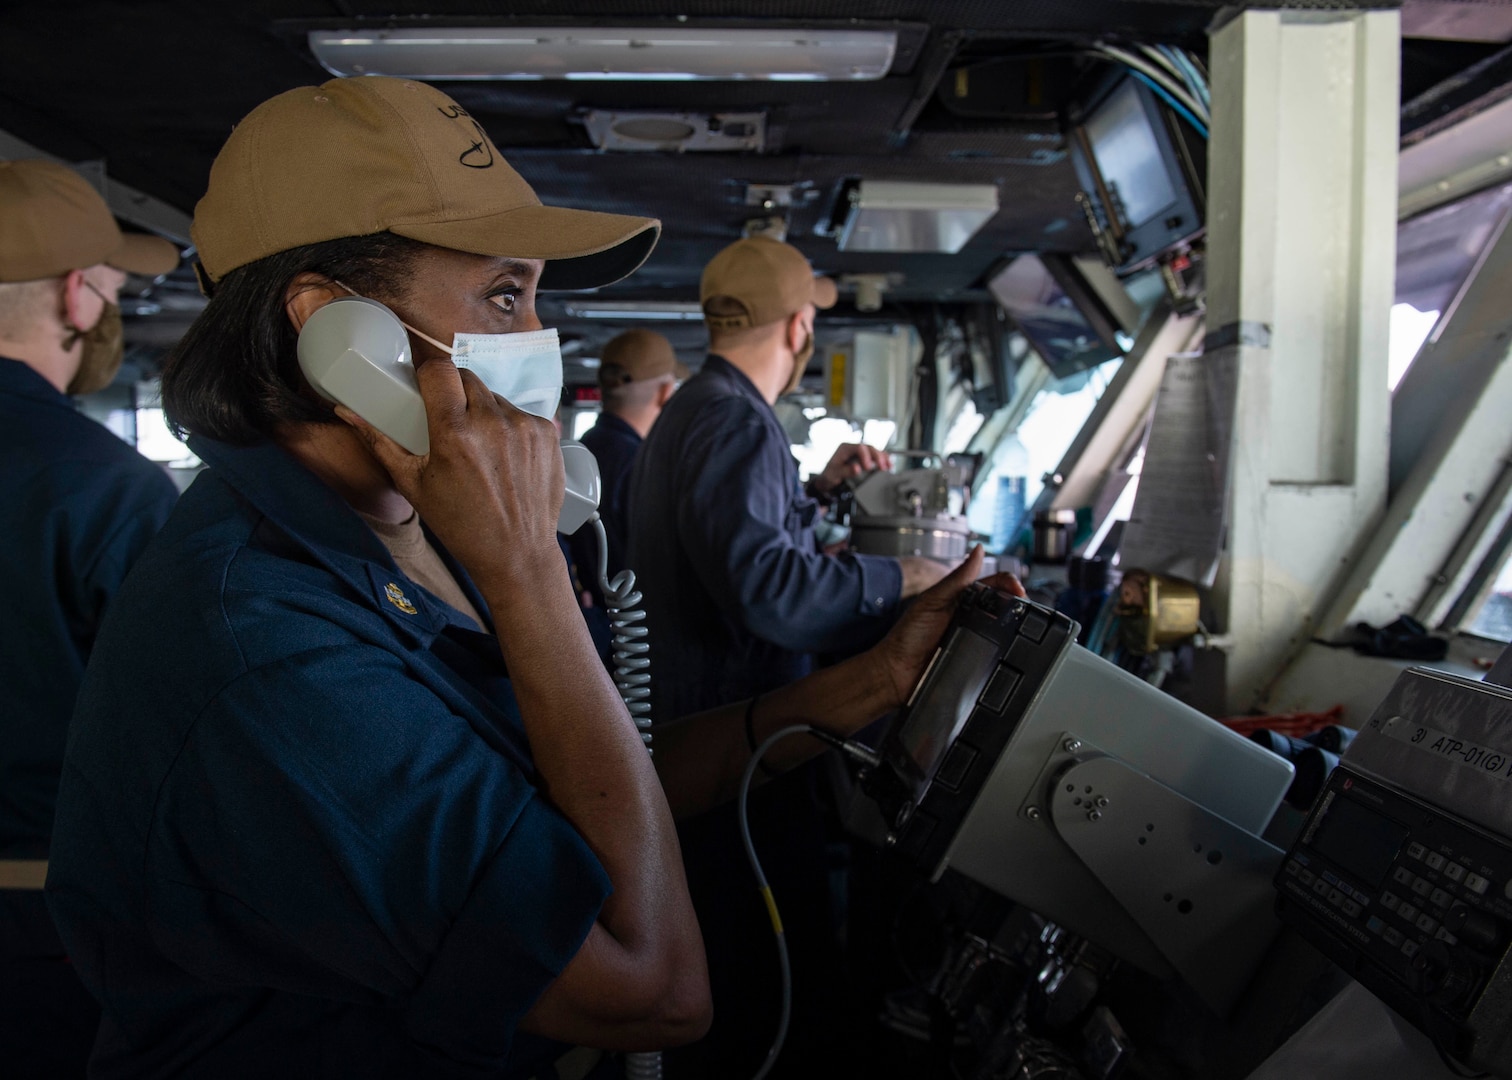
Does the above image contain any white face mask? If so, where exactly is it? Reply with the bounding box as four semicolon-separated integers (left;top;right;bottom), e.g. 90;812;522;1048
417;325;564;421
334;282;564;420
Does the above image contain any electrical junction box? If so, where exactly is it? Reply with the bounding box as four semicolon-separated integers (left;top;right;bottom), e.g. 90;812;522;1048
825;328;910;420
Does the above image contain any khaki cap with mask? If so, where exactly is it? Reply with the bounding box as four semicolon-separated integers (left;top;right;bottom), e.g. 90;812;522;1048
598;329;690;388
0;159;179;283
192;77;660;292
700;235;837;331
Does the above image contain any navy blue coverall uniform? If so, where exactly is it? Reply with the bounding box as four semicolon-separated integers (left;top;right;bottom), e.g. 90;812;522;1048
626;355;902;721
0;356;177;1073
45;436;612;1079
625;354;904;1077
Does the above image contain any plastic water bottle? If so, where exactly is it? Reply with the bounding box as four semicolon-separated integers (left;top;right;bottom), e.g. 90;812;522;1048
992;434;1029;552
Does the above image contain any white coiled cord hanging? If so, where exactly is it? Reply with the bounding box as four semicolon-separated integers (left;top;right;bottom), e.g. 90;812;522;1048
590;513;661;1080
592;514;653;755
623;1050;663;1080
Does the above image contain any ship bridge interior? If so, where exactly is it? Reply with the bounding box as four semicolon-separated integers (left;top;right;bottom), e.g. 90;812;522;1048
10;3;1512;1079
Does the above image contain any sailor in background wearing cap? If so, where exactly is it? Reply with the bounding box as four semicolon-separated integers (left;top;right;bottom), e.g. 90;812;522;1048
0;159;179;1076
43;78;1015;1079
628;236;953;722
624;237;958;1077
570;328;688;623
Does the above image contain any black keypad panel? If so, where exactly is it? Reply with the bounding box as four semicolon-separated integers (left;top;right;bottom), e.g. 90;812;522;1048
1280;778;1512;986
1284;849;1463;969
1279;765;1512;1046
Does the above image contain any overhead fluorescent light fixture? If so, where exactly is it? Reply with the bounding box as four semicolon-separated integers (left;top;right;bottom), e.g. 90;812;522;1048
562;301;705;321
308;26;898;82
837;180;1000;254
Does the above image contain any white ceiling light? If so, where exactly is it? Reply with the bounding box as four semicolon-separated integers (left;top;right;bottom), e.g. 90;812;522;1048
837;180;1000;254
308;26;898;82
561;301;705;321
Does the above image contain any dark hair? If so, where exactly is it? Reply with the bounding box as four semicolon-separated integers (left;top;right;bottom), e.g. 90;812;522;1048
162;232;428;444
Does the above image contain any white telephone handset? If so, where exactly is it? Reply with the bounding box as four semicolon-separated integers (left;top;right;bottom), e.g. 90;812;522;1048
296;296;600;534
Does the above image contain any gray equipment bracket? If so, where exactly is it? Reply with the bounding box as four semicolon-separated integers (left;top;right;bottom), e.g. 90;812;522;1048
1049;749;1285;1013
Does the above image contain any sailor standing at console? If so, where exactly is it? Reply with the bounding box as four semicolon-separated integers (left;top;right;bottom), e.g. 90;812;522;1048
626;236;954;1077
628;236;951;719
0;159;179;1075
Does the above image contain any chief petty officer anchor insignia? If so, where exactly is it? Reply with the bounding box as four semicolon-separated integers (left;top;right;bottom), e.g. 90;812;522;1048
384;582;418;615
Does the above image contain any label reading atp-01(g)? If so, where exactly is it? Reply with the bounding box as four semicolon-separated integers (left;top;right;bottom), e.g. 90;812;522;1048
1375;713;1512;780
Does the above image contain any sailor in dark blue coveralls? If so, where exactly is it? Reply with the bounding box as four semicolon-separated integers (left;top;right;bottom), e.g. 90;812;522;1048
0;159;179;1075
569;328;686;616
626;237;954;1077
43;77;1006;1079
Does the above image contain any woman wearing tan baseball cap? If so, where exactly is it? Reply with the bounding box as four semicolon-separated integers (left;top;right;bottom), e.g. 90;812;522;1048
44;76;995;1079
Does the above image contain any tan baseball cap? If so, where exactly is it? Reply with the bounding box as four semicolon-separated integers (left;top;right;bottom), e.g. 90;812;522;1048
192;77;660;292
699;235;837;331
598;328;690;387
0;159;179;283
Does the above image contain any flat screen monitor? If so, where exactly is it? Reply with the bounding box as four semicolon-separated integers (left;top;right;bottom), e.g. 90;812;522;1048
1069;74;1205;274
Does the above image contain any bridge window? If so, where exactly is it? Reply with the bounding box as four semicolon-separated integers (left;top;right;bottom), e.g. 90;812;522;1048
965;358;1123;552
1464;554;1512;643
1392;181;1512;392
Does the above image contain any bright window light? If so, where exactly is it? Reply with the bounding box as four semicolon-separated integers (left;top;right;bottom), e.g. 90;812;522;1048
135;407;200;467
1465;550;1512;643
1016;361;1122;506
570;411;599;441
791;417;860;481
309;27;898;82
862;419;897;450
1388;302;1439;391
942;399;985;457
1085;475;1140;559
102;408;134;444
965;361;1122;552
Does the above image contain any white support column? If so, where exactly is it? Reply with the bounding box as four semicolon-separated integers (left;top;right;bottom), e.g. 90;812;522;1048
1205;10;1400;711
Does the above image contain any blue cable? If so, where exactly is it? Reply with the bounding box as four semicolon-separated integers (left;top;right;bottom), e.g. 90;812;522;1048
1155;45;1205;112
1167;46;1211;111
1129;70;1208;139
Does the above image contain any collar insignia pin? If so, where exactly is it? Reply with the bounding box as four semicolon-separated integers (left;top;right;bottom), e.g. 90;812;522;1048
384;582;418;615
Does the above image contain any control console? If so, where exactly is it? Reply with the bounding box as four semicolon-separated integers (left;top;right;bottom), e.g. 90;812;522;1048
1276;670;1512;1073
858;583;1295;1011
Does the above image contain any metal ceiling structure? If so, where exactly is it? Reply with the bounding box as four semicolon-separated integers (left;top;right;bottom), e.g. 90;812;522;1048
0;0;1414;364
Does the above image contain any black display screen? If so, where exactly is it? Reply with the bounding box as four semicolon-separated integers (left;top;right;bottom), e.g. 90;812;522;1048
897;628;1000;782
988;254;1122;378
1311;795;1410;888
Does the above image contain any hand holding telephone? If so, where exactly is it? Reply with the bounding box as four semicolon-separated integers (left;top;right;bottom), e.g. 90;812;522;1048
296;295;599;534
